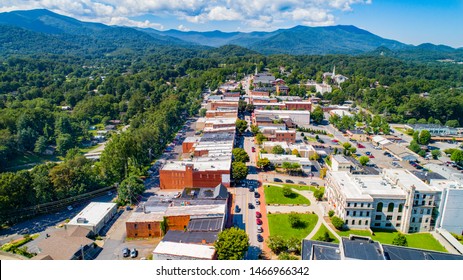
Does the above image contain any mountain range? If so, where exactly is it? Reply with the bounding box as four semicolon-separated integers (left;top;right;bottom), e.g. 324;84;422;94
0;9;462;60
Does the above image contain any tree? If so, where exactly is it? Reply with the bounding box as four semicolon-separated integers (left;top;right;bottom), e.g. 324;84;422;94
309;153;320;160
34;136;47;154
214;227;249;260
451;149;463;164
199;108;207;117
272;145;285;155
292;149;300;157
317;231;334;242
232;162;248;182
358;155;370;166
419;130;431;145
392;233;408;247
286;237;302;254
257;157;271;170
320;167;327;179
431;149;441;159
282;186;293;197
409;140;421;153
311;106;324;124
255;133;267;144
232;148;249;163
278;252;299;260
56;133;75;155
313;188;324;201
117;175;145;205
288;213;303;228
235;119;248;134
250;125;260;135
267;235;288;254
445;120;460;128
281;161;292;172
331;216;344;230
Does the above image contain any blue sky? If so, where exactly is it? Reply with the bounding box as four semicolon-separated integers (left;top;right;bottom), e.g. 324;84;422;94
0;0;462;47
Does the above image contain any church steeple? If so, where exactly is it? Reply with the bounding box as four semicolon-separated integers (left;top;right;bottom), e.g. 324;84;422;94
332;65;336;77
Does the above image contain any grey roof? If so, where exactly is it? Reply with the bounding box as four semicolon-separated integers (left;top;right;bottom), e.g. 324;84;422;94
302;240;340;260
342;236;385;260
181;184;229;200
188;217;223;232
162;230;219;244
411;171;446;181
383;245;463;260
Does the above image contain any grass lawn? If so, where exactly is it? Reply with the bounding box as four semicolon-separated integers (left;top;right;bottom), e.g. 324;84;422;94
268;213;318;241
264;185;310;205
335;228;447;252
311;224;339;244
4;152;61;171
283;184;325;193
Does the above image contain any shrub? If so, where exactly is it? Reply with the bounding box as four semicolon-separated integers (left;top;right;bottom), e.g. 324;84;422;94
328;210;335;218
282;186;293;197
278;252;299;260
392;233;408;247
331;216;344;230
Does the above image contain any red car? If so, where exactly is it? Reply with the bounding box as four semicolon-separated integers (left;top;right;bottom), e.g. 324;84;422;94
252;147;256;152
369;155;375;158
256;218;263;225
255;211;262;218
357;143;365;148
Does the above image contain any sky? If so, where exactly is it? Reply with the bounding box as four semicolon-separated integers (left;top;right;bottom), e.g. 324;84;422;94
0;0;462;47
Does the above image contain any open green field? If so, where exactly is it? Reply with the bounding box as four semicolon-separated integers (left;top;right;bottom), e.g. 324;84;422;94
336;229;447;252
310;224;340;244
264;185;310;205
268;213;318;241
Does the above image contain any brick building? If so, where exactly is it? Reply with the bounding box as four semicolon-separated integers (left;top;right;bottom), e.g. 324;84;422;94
284;101;312;111
126;185;228;238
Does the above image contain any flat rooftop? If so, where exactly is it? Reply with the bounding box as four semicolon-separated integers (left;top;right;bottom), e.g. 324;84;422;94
162;158;231;171
383;169;435;192
255;110;311;115
333;155;351;164
153;241;216;259
68;202;116;227
329;172;405;200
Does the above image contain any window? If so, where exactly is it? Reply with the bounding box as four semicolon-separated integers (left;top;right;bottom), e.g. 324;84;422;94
361;203;364;208
412;217;415;223
396;223;401;227
374;223;380;227
427;209;431;215
428;201;432;206
365;221;369;226
397;216;402;221
134;224;138;229
375;215;381;220
423;194;426;199
416;194;419;199
346;211;350;216
388;203;394;212
367;203;371;208
413;209;417;214
376;202;383;212
358;220;362;225
148;224;151;230
422;201;425;206
345;220;349;225
420;209;424;214
425;218;429;223
419;218;422;223
360;212;363;217
353;211;356;217
354;203;357;207
386;223;392;227
352;220;355;225
398;204;403;213
366;212;370;217
347;203;351;207
386;215;393;220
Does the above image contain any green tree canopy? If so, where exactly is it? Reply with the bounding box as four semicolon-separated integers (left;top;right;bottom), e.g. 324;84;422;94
235;119;248;134
117;175;145;205
272;145;286;155
331;216;344;230
311;106;324;124
214;227;249;260
358;155;370;166
392;233;408;247
419;130;431;145
232;161;248;182
232;148;250;163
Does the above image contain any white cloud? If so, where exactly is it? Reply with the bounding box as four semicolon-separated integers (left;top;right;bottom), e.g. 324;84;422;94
0;0;372;31
178;24;190;31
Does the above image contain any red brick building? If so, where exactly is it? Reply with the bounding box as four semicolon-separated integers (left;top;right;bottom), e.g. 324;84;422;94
284;101;312;111
160;162;231;189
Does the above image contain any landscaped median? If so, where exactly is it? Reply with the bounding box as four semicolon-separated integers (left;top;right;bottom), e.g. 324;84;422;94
264;185;310;205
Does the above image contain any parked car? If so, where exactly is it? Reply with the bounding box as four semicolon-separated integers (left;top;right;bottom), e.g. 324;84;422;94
311;182;319;186
256;218;263;225
257;226;263;233
298;181;306;185
255;199;260;205
365;151;371;156
248;203;254;209
254;192;260;198
285;179;294;183
369;155;375;158
274;178;282;182
130;248;138;258
249;187;255;192
122;248;130;258
255;211;262;218
252;147;256;152
257;234;264;242
235;205;241;213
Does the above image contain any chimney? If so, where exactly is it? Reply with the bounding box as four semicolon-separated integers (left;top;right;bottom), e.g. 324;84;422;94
202;239;206;245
